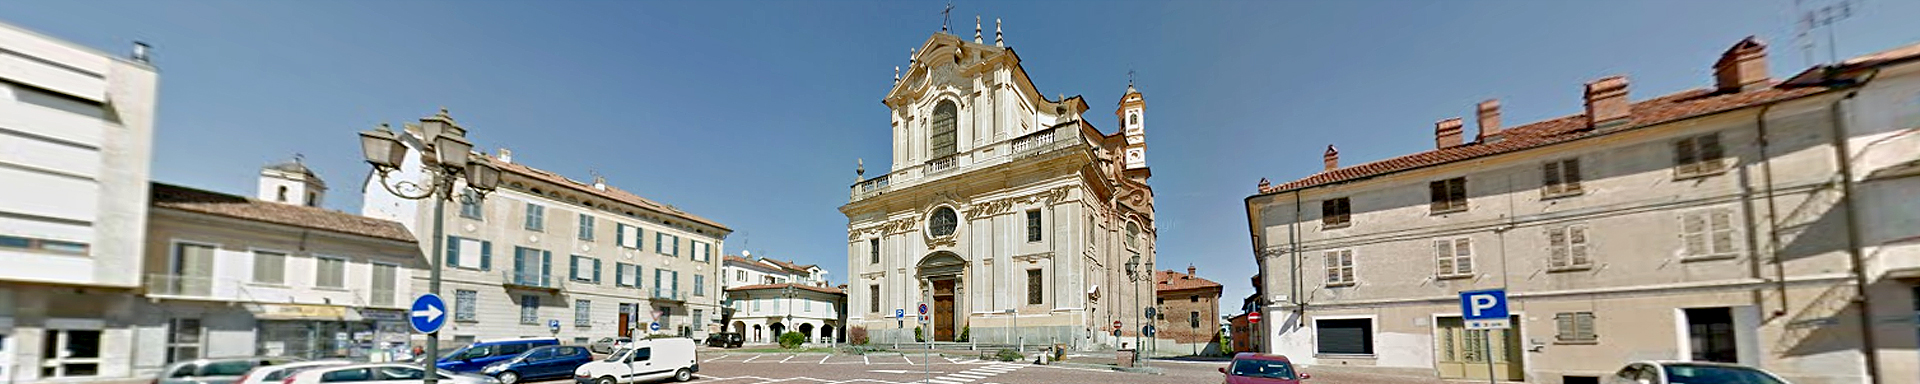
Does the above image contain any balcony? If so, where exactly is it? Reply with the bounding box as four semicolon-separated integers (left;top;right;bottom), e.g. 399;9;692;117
851;174;890;201
502;270;563;292
650;288;686;302
146;273;215;297
846;124;1089;204
924;155;957;176
1010;125;1081;160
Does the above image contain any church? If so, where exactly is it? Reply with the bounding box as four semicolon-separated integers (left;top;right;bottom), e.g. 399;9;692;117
840;18;1158;350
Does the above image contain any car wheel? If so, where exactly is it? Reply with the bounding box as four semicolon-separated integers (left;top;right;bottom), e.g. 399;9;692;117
496;371;518;384
674;368;692;382
595;376;617;384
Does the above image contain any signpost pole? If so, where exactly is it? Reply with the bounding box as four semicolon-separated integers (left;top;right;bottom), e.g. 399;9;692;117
1484;329;1496;384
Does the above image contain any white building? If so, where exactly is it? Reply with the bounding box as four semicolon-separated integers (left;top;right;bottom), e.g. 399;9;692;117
0;21;158;383
135;162;423;370
720;254;843;343
361;111;731;346
721;253;827;288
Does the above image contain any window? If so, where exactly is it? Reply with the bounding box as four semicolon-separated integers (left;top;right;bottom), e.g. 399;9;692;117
693;274;706;297
754;298;762;312
578;214;596;241
575;300;592;327
1157;297;1165;305
319;368;371;383
929;207;957;237
40;329;102;377
691;241;711;262
1543;159;1583;196
1684;308;1738;363
1026;269;1043;305
1314;318;1374;355
1026;210;1043;242
735;270;747;282
869;285;881;313
616;263;642;288
1129;113;1139;126
617;224;642;249
524;203;545;231
315;256;346;288
869;238;880;264
445;237;492;270
512;247;550;286
1126;222;1141;249
0;234;89;255
655;233;680;256
166;318;201;362
1190;295;1199;303
1555;312;1597;343
1681;208;1738;259
1674;133;1727;177
1548;225;1593;270
1324;250;1355;286
252;251;286;284
1429;177;1468;213
459;190;483;219
930;100;958;158
455;290;478;322
1434;238;1473;278
1321;198;1352;227
569;255;602;283
693;309;704;328
1190;312;1201;328
520;295;540;324
371;263;397;307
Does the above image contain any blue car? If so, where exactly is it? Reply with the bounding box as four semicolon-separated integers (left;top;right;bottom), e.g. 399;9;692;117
434;337;560;373
479;345;594;384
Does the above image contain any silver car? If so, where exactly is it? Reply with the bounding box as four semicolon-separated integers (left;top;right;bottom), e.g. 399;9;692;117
1607;361;1793;384
156;356;304;384
234;360;353;384
284;363;498;384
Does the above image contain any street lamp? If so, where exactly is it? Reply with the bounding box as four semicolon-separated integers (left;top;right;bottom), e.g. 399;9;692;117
359;109;501;384
1124;255;1153;368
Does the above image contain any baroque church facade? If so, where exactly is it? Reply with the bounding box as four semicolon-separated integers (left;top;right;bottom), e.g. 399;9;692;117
841;24;1158;349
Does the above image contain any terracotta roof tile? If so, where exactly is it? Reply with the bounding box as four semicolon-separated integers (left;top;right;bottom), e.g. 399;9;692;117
151;183;415;243
724;283;844;295
1155;270;1223;292
1263;86;1827;193
489;156;729;231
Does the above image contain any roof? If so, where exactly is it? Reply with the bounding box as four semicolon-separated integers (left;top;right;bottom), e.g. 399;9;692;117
1155;269;1223;292
151;182;415;243
1261;85;1826;193
487;155;729;232
724;283;844;295
761;258;817;273
1783;41;1920;87
723;255;782;273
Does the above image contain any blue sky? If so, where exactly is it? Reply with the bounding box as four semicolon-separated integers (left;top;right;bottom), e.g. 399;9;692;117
6;0;1917;314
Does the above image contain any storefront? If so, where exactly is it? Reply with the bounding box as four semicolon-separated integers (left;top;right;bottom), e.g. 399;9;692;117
249;304;409;362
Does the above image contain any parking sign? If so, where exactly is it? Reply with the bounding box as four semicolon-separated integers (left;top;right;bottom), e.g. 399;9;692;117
1459;289;1509;329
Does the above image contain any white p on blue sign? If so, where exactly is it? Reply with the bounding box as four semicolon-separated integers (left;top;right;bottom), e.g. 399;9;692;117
1459;289;1510;329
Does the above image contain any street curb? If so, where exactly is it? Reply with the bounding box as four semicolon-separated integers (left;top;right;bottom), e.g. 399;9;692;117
1052;361;1164;375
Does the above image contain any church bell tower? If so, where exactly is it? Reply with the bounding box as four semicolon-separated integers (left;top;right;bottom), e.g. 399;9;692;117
1118;82;1147;170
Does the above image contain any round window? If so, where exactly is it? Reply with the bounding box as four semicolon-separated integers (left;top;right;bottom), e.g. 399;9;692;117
928;207;958;237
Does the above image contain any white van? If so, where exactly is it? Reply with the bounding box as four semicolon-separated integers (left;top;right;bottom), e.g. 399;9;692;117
573;338;698;384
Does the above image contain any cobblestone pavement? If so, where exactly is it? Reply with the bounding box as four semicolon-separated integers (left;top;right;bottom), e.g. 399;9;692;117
524;352;1450;384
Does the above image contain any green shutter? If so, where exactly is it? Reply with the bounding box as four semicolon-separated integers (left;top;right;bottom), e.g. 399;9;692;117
480;241;492;271
569;256;580;281
541;251;553;286
616;224;626;248
445;236;460;266
593;259;603;284
512;248;525;282
615;263;626;287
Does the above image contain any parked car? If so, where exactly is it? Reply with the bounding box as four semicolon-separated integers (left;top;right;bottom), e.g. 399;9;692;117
480;345;595;384
573;338;699;384
155;356;304;384
590;337;633;354
433;337;560;373
704;332;743;348
1607;361;1792;384
284;363;498;384
1218;353;1309;384
234;360;351;384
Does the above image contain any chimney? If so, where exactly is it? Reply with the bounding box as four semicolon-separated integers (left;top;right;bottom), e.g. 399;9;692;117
1435;117;1465;149
1187;265;1196;276
130;41;150;63
497;148;513;164
1584;75;1631;130
1476;99;1503;141
1322;145;1339;171
1714;36;1769;93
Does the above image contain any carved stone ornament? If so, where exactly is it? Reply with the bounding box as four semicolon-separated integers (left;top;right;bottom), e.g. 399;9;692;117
926;235;957;250
848;216;920;240
963;185;1073;219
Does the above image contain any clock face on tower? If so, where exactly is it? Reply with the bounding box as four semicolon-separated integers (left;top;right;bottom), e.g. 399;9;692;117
1125;148;1144;163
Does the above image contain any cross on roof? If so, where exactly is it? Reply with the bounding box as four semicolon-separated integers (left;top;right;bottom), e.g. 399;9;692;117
941;1;954;32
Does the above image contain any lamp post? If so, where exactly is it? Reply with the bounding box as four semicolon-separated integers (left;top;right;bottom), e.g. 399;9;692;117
784;284;794;343
358;109;502;384
1124;255;1153;368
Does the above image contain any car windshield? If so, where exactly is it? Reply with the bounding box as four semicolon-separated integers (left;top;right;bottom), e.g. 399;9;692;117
1662;364;1786;384
604;348;629;363
1229;359;1296;380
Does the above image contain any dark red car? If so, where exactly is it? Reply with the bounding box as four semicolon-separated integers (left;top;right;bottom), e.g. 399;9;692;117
1218;353;1310;384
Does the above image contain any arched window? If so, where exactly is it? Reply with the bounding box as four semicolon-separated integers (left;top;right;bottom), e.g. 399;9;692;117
928;207;957;237
1126;221;1141;249
1129;113;1139;127
276;186;288;202
929;101;958;158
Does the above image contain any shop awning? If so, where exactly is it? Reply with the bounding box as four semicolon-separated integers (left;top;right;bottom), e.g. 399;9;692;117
249;303;362;321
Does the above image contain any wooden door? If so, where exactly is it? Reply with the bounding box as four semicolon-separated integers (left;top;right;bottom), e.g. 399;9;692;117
933;279;956;341
1434;316;1523;381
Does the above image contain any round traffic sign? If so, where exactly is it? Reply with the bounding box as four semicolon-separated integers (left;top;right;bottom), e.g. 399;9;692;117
1144;307;1157;318
650;322;662;332
918;303;928;315
1143;325;1156;337
408;294;447;334
1248;311;1262;324
1112;320;1122;329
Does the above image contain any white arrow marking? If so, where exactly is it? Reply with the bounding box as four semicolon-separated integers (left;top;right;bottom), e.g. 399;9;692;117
411;305;444;322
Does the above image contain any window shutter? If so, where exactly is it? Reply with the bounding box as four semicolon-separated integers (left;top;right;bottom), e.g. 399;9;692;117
541;251;553;285
1429;181;1447;211
1555;313;1573;340
1543;163;1562;194
674;239;681;256
1549;228;1569;268
1569;226;1590;265
1682;212;1708;256
593;259;603;284
446;236;460;267
1448;179;1466;209
1435;240;1454;275
513;249;526;280
617;225;626;248
1563;160;1582;189
1455;238;1473;273
480;241;492;271
1699;134;1724;164
570;256;580;280
1676;139;1699;174
1576;313;1596;340
616;263;626;287
1710;209;1735;254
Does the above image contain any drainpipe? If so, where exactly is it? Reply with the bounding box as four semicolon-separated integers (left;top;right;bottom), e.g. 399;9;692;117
1290;191;1304;329
1752;103;1792;319
1826;91;1880;384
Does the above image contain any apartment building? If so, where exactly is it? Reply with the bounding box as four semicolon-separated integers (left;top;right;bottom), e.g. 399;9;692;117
0;21;158;383
138;162;422;369
1150;266;1222;356
721;253;827;288
362;111;730;346
723;283;845;345
1244;37;1913;384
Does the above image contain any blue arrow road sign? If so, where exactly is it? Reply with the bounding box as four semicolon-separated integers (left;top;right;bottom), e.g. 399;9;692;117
649;322;662;332
548;319;560;332
1459;289;1510;329
895;309;905;318
409;294;447;334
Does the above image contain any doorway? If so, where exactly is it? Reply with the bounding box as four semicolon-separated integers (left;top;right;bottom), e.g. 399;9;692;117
1684;308;1737;363
1434;316;1524;381
933;279;956;341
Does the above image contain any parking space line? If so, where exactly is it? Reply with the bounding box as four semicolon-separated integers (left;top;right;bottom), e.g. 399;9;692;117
742;354;764;363
780;354;797;363
820;355;831;364
864;355;871;365
702;353;732;363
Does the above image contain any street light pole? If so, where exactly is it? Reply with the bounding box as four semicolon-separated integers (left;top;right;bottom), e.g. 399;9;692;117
358;110;501;384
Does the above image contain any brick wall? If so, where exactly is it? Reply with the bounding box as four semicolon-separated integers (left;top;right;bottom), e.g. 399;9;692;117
1154;287;1221;344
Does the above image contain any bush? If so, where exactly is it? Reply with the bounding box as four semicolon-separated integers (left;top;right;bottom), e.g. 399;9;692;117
778;331;806;349
992;349;1024;362
848;326;870;345
956;326;970;342
914;326;924;342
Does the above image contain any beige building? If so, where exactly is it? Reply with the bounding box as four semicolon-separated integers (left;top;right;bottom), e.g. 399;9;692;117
720;254;843;344
0;21;157;383
138;162;422;368
1245;37;1918;384
841;24;1158;349
361;111;731;346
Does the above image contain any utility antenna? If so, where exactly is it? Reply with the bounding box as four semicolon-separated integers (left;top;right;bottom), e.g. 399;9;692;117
1796;0;1859;65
